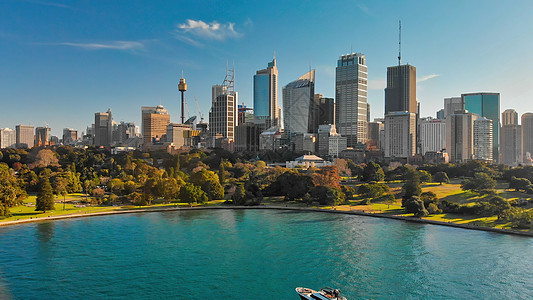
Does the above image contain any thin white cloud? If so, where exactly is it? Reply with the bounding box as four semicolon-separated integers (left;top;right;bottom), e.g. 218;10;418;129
417;74;440;83
368;79;386;90
174;19;243;46
54;41;144;50
23;0;71;9
357;3;371;15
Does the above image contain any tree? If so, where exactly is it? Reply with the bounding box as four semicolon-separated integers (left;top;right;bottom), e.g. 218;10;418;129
420;191;438;207
0;163;26;217
402;168;421;203
418;170;432;183
334;159;351;177
461;173;496;193
486;196;511;220
231;184;246;205
312;166;341;188
509;176;532;192
52;176;68;210
36;171;55;213
160;177;182;203
358;183;390;199
362;162;385;182
433;172;449;185
309;186;345;206
190;169;224;200
108;178;125;196
404;196;428;217
30;149;59;169
179;183;208;205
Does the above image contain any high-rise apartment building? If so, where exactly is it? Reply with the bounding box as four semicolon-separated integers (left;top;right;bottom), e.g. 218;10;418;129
15;125;34;148
283;70;315;136
142;105;171;146
385;64;417;115
473;117;493;162
0;128;16;149
384;111;417;158
62;128;78;145
462;92;500;162
94;109;113;147
420;117;446;155
254;59;279;129
521;113;533;163
500;109;521;166
446;110;479;162
35;126;51;147
209;93;237;140
335;53;368;146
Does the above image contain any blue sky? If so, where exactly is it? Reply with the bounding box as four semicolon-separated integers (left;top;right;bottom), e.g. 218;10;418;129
2;0;533;136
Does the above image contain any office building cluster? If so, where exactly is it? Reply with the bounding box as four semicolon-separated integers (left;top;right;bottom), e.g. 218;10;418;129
1;50;531;168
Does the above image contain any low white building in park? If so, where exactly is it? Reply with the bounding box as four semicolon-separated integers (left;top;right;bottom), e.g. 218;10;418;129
286;155;334;169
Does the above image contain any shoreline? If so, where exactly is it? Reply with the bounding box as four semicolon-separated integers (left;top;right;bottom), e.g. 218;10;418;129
1;205;532;237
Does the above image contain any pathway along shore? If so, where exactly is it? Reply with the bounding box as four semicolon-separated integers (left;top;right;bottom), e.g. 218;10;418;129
1;205;532;237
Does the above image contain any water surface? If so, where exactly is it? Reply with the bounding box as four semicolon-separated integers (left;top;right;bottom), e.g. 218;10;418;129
0;209;531;299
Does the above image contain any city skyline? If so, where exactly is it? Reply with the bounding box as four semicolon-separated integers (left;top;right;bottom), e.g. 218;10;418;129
2;1;533;136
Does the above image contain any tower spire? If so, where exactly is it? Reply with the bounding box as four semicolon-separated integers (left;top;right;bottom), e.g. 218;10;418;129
398;20;402;66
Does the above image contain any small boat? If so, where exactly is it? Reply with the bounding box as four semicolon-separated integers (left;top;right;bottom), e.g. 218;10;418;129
295;287;347;300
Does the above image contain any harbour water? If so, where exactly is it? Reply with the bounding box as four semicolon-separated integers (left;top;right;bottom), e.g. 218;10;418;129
0;209;531;299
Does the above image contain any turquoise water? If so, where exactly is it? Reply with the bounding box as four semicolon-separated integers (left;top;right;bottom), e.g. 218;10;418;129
0;209;532;299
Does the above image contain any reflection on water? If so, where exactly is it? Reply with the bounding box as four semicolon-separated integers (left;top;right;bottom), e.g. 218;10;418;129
36;222;55;244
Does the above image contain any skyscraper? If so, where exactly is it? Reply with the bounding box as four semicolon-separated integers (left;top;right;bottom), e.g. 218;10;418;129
420;117;446;155
15;125;34;148
444;97;464;118
209;93;237;140
94;109;113;147
335;53;368;146
35;126;51;147
282;70;315;136
384;64;416;114
502;109;518;126
254;58;279;129
521;113;533;163
462;92;500;162
473;117;493;162
446;110;479;162
141;105;170;146
0;128;16;149
62;128;78;145
384;111;417;158
314;94;335;128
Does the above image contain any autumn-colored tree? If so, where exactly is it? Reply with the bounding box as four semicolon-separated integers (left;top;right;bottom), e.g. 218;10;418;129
312;166;341;188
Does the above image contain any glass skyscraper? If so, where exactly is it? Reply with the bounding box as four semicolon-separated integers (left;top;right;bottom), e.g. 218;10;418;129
462;92;500;162
253;59;279;129
335;53;368;147
282;70;315;136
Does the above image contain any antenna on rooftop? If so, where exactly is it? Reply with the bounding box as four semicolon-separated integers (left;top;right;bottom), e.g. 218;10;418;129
398;20;402;66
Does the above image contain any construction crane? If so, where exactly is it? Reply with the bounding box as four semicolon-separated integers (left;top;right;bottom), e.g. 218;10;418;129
194;97;204;122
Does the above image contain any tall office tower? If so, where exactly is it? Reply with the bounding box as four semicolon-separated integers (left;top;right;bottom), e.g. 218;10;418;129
209;66;238;141
254;58;279;129
384;64;416;114
0;128;16;149
521;113;533;163
335;53;368;147
502;109;518;126
283;70;315;136
444;97;464;118
15;125;34;148
209;93;237;140
94;109;113;147
141;105;171;146
419;117;446;155
367;121;384;151
502;124;522;166
314;94;335;128
462;92;500;162
436;109;445;120
62;128;78;145
114;122;138;144
446;110;479;162
473;117;493;162
235;123;260;152
212;84;227;103
35;126;51;147
384;112;417;158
